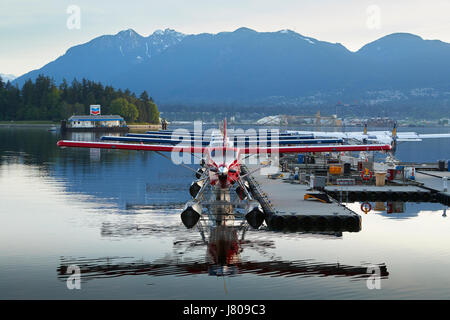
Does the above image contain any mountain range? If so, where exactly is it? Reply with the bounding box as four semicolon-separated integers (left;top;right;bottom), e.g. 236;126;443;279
13;27;450;107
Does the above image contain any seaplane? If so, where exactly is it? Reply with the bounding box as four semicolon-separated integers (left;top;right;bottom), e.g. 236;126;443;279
57;119;391;229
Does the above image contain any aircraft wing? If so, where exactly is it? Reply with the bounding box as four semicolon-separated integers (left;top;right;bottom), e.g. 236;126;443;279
56;140;206;153
242;144;391;154
417;133;450;139
100;135;343;146
288;130;450;143
58;141;390;154
396;138;423;142
395;132;450;142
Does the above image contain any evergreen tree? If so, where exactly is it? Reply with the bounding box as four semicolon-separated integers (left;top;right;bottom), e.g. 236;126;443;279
149;101;160;124
0;75;159;123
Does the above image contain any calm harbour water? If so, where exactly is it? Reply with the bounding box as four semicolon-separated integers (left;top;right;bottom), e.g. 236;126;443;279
0;125;449;299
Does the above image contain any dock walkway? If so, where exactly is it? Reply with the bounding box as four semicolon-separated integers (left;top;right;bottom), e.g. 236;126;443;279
324;184;435;202
416;171;450;205
244;165;361;232
416;171;450;193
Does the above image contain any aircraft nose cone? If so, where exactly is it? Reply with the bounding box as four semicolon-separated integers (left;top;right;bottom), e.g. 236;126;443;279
218;166;228;180
218;166;228;174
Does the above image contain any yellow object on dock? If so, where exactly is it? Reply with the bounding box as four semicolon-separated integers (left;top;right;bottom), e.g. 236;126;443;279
304;193;331;203
329;166;342;175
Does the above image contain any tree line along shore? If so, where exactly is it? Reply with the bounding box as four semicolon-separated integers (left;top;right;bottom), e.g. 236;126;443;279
0;75;160;124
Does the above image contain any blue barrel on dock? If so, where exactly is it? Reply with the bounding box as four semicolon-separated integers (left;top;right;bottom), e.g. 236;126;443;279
298;154;304;164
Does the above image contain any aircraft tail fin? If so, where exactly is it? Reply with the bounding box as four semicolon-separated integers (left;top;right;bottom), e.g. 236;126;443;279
390;138;397;155
390;121;398;154
392;121;397;138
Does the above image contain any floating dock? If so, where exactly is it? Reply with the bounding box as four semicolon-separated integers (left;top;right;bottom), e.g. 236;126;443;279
324;185;434;202
243;152;450;232
415;171;450;205
243;165;361;233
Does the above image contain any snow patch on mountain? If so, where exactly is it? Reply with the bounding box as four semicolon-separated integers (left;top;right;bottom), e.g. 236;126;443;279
0;73;16;82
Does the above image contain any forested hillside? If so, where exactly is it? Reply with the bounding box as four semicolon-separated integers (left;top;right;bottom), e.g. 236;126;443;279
0;75;160;123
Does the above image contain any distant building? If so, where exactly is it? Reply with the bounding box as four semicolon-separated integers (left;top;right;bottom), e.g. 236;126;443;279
256;113;342;126
366;117;395;127
61;115;128;132
68;115;126;128
256;115;286;125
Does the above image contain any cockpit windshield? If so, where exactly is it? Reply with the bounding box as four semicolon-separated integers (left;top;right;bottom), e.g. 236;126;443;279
209;148;238;166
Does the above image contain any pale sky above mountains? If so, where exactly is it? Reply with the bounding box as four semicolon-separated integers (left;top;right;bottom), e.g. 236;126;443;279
1;0;449;76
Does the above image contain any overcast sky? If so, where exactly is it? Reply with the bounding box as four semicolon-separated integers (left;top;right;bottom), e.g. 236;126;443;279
1;0;449;76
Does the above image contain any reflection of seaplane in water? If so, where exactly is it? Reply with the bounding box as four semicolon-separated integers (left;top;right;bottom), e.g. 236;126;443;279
57;119;392;229
60;213;389;280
